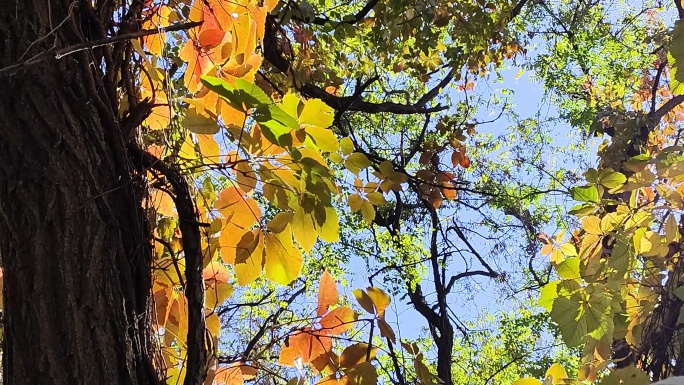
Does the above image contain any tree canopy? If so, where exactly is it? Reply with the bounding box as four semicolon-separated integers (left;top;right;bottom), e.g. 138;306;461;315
2;0;684;385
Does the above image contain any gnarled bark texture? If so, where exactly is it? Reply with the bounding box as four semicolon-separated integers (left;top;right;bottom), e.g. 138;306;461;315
0;1;157;384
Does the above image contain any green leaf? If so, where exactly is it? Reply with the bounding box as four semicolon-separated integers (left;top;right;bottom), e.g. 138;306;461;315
550;293;587;347
568;203;598;216
570;186;599;203
253;105;298;146
586;291;613;340
539;281;559;312
200;76;272;111
556;257;581;280
598;168;627;189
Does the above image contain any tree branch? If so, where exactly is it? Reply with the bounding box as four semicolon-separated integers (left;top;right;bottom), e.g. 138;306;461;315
127;144;207;385
0;21;202;76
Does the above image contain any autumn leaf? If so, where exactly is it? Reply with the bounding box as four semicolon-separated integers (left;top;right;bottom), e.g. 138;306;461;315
318;271;339;316
339;343;377;369
279;328;333;366
215;186;262;229
319;306;357;335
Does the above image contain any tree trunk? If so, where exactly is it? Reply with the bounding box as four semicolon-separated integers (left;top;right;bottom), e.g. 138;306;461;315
0;2;157;384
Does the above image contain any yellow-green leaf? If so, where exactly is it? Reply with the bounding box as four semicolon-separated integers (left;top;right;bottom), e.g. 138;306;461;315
306;126;339;152
264;232;302;285
292;207;317;252
346;153;371;175
360;201;375;224
340;137;354;156
299;98;334;128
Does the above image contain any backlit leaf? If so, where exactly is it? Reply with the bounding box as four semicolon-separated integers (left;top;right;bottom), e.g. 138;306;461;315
353;289;375;314
339;343;377;369
299;98;334;128
183;108;220;134
318;271;339;316
319;306;357;335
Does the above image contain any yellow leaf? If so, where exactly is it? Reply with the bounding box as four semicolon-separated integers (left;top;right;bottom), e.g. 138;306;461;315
558;243;578;257
317;207;340;242
264;231;302;285
206;313;221;337
544;363;568;385
267;212;293;233
292;207;317;251
366;287;391;315
234;231;264;285
345;361;377;385
512;379;543;385
299;98;334;128
367;192;386;206
205;281;234;309
360;201;375;224
281;93;302;118
666;214;680;242
306;126;340;152
339;343;377;369
346;152;370;175
180;134;197;159
183;108;220;134
582;216;602;235
377;318;396;343
353;289;375;314
340;137;354;156
197;134;221;163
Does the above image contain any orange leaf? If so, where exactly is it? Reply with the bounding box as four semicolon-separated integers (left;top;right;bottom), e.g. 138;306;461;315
318;271;339;316
311;351;339;374
235;160;258;193
319;306;357;335
215;363;256;385
317;374;349;385
441;182;457;200
215;186;262;229
279;328;333;366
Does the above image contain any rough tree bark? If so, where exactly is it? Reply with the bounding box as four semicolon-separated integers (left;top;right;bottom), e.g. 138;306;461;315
0;1;158;384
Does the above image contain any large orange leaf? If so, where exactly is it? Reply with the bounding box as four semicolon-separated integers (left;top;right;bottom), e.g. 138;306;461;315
319;306;357;335
279;328;333;366
317;270;339;316
215;186;261;229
